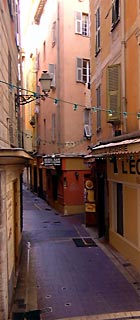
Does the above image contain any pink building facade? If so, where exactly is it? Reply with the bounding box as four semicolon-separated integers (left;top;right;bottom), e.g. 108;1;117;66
26;0;92;213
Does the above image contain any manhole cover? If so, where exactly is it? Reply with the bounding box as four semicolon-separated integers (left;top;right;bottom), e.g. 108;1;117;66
73;237;97;247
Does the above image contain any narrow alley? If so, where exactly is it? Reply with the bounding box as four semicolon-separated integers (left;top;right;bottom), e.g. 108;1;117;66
12;187;140;320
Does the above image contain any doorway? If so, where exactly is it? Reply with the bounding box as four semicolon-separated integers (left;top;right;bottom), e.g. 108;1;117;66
52;172;58;201
96;159;107;239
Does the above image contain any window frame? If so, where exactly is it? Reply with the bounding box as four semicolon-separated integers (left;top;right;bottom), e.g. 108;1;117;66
52;21;56;47
106;63;121;123
96;85;101;132
111;0;120;31
43;41;46;61
75;11;89;36
48;64;56;89
84;108;91;139
95;7;100;56
76;58;90;84
52;113;56;142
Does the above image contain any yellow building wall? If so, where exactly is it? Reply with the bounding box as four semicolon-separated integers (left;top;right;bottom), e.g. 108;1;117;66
90;0;140;144
107;158;140;270
6;166;22;280
124;186;138;246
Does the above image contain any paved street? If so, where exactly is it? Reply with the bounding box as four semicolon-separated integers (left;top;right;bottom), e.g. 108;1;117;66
12;187;140;320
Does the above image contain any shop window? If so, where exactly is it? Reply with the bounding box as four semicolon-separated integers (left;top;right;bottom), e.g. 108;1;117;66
117;183;123;236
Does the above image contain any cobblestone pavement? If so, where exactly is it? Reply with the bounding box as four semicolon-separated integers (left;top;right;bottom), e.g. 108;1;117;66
14;188;140;320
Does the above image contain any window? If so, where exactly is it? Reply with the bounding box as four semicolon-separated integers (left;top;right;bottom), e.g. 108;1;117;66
43;41;46;61
8;0;15;20
75;12;89;36
112;0;120;29
84;109;91;139
107;64;121;123
116;183;123;236
48;64;56;88
52;21;56;47
52;113;56;142
95;7;100;56
96;85;101;131
43;119;46;145
15;3;19;47
8;51;12;85
76;58;90;84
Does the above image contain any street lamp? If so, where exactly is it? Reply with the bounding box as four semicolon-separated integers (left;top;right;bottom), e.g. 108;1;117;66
15;70;53;106
39;70;52;93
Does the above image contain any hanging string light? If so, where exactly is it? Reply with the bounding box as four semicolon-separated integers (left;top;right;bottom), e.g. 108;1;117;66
1;78;140;118
73;103;78;111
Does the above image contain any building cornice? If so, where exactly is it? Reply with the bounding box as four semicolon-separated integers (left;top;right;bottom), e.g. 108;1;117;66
34;0;47;24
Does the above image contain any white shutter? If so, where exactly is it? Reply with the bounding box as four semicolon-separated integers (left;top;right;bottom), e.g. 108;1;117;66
49;64;56;88
75;12;82;34
84;125;91;138
76;58;83;81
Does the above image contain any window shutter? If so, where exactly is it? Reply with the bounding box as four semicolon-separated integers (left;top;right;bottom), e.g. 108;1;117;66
52;113;56;142
76;58;83;81
84;125;91;138
52;21;56;46
49;64;56;88
107;64;121;122
95;8;100;54
96;85;101;130
84;109;91;138
75;12;82;34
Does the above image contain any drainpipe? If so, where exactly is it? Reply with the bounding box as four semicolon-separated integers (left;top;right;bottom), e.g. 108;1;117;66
56;0;61;153
121;0;127;133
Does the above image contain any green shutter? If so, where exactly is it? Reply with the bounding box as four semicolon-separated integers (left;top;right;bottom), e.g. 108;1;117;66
107;64;121;122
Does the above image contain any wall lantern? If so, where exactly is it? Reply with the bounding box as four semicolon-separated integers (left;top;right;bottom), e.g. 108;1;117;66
39;70;53;94
14;70;53;106
75;171;79;180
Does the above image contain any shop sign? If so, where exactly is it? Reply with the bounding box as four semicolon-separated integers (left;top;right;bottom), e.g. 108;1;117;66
43;157;61;166
84;179;96;213
111;158;140;175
